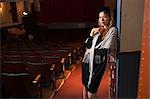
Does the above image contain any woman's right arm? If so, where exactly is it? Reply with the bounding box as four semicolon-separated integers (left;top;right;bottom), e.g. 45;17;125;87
85;36;93;49
85;27;100;49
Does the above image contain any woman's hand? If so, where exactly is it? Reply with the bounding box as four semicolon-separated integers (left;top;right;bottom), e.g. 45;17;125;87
109;55;115;63
90;28;100;37
90;27;106;37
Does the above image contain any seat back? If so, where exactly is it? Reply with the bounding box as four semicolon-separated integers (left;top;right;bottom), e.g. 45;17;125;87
43;56;63;77
2;61;28;73
26;62;51;83
1;73;35;98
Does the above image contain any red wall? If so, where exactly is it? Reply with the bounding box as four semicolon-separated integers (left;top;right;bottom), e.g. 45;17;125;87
38;0;104;23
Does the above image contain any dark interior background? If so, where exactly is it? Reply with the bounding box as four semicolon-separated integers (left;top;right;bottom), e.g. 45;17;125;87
38;0;104;23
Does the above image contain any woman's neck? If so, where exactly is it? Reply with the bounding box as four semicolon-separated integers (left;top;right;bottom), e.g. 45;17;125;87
99;26;108;39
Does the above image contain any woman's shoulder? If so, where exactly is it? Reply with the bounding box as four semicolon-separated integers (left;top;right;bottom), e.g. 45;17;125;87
109;26;117;31
108;27;117;34
107;26;117;36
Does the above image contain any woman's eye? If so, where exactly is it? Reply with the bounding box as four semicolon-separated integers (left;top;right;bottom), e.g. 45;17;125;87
99;17;106;19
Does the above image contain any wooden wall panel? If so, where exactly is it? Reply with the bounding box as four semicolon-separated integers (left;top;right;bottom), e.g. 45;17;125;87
138;0;150;98
120;0;144;52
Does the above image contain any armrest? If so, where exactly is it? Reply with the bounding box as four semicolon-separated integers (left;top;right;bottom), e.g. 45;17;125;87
32;74;41;84
32;74;42;98
68;52;71;57
61;58;65;63
50;64;56;90
50;64;55;71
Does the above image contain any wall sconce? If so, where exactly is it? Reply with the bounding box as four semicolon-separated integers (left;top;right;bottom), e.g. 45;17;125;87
23;11;28;16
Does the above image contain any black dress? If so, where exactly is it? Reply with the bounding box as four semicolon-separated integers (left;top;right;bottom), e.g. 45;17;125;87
82;35;108;93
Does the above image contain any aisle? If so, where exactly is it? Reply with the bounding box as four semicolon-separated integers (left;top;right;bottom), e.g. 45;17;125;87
53;62;109;99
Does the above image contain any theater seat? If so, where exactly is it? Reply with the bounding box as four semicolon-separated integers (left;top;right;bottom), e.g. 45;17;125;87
1;73;41;98
2;61;28;73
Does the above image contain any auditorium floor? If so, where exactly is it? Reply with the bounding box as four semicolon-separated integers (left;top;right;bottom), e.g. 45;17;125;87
41;61;79;99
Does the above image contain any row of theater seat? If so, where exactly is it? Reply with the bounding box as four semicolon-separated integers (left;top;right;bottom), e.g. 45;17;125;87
1;40;85;98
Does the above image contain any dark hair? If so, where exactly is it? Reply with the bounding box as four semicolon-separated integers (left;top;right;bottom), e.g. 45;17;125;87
96;6;114;27
97;6;111;18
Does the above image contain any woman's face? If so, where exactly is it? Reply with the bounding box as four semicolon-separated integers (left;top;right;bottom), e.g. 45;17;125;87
98;12;110;27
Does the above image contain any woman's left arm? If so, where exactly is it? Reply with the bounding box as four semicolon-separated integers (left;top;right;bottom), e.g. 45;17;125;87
108;27;117;63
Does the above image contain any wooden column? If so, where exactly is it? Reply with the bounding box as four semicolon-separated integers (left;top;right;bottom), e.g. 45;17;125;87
138;0;150;98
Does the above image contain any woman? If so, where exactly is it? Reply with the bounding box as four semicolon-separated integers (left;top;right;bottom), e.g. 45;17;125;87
82;6;117;99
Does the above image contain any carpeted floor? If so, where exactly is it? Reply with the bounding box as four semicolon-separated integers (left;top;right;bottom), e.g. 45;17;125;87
53;62;109;99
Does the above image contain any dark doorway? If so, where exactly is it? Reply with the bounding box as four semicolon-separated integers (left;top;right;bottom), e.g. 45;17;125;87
10;2;18;23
